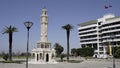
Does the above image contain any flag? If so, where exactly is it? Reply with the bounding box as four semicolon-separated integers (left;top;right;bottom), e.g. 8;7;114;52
104;5;112;9
109;5;112;8
104;6;108;9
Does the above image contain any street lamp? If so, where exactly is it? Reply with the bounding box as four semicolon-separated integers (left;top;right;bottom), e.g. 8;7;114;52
24;21;33;68
110;34;116;68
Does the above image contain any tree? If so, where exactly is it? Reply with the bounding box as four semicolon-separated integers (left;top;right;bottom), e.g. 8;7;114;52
77;47;94;57
62;24;73;61
115;49;120;58
77;48;85;56
114;47;120;58
3;53;9;61
54;43;64;57
2;25;18;61
60;53;66;62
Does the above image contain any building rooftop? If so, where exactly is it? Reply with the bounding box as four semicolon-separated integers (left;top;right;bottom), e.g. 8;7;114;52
106;16;120;21
78;14;120;27
78;20;97;27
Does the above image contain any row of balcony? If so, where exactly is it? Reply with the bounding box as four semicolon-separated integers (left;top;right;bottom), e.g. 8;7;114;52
80;33;120;40
99;24;120;30
100;29;120;34
81;38;120;45
78;24;97;30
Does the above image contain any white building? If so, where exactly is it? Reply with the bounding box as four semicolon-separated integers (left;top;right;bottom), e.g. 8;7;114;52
78;14;120;58
29;8;57;64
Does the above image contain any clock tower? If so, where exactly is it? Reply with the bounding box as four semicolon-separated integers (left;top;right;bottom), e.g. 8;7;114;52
30;8;57;64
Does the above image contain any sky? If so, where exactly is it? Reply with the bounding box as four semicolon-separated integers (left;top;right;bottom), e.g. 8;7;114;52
0;0;120;53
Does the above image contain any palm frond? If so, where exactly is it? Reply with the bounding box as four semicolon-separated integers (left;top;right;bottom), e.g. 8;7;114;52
62;24;73;31
2;25;18;34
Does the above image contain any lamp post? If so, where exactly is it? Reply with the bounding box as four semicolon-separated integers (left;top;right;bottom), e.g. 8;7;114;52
110;34;115;68
24;21;33;68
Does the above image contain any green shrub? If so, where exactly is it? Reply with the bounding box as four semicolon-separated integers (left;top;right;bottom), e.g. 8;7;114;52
77;47;94;57
68;60;82;63
3;54;9;61
60;53;66;62
115;49;120;58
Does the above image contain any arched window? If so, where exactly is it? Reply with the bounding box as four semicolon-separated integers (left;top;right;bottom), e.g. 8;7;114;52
45;11;47;15
46;54;49;62
37;54;39;61
32;53;35;59
41;44;44;48
45;45;47;48
40;53;42;59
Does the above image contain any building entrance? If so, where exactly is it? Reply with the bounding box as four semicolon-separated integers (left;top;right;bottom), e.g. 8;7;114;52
46;54;49;62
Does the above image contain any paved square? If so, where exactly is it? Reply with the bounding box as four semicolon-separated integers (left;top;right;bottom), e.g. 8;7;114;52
0;59;120;68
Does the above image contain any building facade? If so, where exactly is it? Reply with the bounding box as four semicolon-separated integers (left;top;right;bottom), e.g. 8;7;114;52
78;14;120;58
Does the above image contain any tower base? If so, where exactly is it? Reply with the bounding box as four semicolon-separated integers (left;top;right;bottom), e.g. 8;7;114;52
30;41;57;64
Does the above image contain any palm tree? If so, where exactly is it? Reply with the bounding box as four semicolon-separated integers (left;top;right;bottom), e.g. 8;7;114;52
2;25;18;61
62;24;73;62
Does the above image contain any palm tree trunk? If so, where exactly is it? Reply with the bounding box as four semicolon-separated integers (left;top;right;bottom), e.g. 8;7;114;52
9;33;12;61
66;30;70;62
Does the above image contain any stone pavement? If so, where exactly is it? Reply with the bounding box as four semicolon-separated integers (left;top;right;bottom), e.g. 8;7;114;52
0;59;120;68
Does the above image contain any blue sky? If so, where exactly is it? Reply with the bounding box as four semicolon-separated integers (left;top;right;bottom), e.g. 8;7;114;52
0;0;120;53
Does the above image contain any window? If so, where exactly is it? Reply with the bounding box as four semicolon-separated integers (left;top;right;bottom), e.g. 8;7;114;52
45;45;48;48
99;47;103;51
41;44;44;48
32;53;35;58
98;22;101;25
40;53;42;59
94;52;98;54
99;52;103;54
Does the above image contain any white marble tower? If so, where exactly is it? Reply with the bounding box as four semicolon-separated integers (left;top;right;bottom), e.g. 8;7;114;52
30;8;57;64
40;8;48;42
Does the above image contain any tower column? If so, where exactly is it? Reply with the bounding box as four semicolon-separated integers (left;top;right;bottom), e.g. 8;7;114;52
40;8;48;42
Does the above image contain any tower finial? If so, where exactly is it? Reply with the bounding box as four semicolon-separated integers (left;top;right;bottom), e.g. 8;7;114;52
43;6;46;9
42;6;47;12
